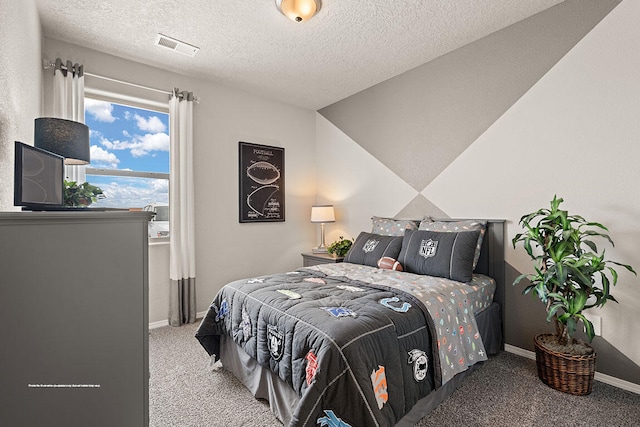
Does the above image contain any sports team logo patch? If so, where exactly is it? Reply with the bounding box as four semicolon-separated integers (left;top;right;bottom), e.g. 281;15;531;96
419;239;438;258
247;278;264;284
322;307;357;318
370;365;388;409
380;297;411;313
306;351;318;386
213;299;229;322
304;277;326;285
267;324;285;361
407;349;428;382
241;306;251;339
362;238;379;253
317;410;352;427
336;285;364;292
277;289;302;299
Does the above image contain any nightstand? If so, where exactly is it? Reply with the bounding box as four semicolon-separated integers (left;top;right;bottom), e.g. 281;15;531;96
301;252;344;267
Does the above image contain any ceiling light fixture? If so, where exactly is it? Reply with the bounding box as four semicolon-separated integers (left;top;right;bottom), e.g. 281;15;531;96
276;0;321;23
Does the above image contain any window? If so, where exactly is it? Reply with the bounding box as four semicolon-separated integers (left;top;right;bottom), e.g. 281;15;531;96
84;97;170;238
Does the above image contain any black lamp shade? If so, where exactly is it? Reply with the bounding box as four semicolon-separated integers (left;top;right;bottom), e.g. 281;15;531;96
34;117;90;165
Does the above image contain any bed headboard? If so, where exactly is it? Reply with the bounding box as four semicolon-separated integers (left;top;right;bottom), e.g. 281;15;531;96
432;218;506;346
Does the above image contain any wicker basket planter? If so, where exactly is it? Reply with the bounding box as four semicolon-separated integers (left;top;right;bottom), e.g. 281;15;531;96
534;333;597;396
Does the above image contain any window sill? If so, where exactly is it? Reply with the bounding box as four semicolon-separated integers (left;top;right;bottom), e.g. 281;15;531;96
149;236;170;246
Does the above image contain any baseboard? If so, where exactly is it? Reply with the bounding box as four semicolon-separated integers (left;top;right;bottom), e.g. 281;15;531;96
148;319;169;329
505;344;536;360
148;310;207;330
504;344;640;395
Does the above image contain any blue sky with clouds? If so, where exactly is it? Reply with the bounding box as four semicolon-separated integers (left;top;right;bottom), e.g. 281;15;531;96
84;99;169;208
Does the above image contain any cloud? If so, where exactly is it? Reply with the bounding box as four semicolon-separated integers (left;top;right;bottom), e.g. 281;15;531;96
150;179;169;193
91;178;169;208
90;145;120;169
85;99;117;123
135;113;167;133
131;133;170;157
99;132;169;157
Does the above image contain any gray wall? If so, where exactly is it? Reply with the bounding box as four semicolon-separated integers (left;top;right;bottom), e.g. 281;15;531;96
0;0;42;210
317;0;640;385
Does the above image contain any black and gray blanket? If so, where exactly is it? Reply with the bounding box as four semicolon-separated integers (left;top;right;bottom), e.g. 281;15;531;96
196;264;490;427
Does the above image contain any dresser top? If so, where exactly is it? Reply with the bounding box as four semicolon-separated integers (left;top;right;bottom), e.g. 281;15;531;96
0;210;154;222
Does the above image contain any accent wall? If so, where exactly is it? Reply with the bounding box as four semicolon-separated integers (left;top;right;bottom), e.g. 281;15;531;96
317;0;640;385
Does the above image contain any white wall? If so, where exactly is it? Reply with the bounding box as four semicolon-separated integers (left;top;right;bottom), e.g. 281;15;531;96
425;0;640;366
42;38;318;323
148;242;170;323
0;0;42;210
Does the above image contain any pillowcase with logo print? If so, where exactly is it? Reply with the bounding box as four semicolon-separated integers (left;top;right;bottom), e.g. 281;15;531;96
344;232;403;267
398;229;480;283
418;220;486;270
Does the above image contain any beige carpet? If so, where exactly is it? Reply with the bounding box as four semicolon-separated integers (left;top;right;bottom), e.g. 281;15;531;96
150;322;640;426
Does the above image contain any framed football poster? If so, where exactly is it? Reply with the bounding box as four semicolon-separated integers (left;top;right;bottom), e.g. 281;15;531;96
239;141;285;223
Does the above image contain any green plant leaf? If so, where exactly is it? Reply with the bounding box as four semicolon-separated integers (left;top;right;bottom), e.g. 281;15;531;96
511;195;636;343
546;302;564;322
566;316;577;338
608;261;637;275
577;314;595;343
512;274;528;286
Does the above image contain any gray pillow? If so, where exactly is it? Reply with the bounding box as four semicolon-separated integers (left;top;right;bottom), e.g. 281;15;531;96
344;232;403;267
418;220;486;270
371;216;422;236
398;229;480;283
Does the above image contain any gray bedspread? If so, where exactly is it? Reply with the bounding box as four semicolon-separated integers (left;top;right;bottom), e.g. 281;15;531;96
196;263;492;427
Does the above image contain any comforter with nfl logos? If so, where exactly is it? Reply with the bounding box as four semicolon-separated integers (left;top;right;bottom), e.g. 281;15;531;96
195;264;488;427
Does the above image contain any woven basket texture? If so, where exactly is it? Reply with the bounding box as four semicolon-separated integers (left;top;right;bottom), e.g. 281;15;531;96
534;333;596;396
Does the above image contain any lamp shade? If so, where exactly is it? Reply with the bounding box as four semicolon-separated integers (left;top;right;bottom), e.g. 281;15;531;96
311;205;335;223
276;0;321;22
34;117;90;165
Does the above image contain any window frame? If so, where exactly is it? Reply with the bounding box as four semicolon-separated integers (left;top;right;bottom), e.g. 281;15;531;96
83;89;171;241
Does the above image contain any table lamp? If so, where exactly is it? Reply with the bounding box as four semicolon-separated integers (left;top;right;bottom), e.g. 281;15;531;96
34;117;90;165
311;205;335;253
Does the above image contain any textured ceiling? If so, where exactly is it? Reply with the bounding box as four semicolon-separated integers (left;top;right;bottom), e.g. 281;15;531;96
35;0;564;110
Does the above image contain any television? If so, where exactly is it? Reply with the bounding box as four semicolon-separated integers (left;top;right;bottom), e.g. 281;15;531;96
14;141;65;210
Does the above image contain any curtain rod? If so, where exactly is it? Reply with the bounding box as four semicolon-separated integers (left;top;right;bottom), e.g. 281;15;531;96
42;59;199;102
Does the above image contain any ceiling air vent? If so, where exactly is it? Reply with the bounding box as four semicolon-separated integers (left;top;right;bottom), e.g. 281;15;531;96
155;34;200;57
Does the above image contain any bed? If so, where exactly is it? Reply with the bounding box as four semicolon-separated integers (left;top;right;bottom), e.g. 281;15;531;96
196;218;505;426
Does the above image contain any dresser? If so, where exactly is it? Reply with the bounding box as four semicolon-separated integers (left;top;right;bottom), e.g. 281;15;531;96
0;211;152;427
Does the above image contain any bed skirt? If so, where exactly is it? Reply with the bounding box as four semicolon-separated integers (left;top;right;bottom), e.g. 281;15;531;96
218;302;501;426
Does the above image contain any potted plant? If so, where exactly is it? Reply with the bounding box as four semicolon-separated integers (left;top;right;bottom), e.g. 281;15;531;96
64;180;105;207
327;236;353;258
512;195;635;395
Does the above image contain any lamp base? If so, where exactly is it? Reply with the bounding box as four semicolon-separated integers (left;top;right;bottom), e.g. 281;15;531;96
312;246;329;254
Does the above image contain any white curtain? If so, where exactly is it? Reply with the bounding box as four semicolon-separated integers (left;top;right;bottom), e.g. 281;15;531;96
168;89;196;326
53;58;86;183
